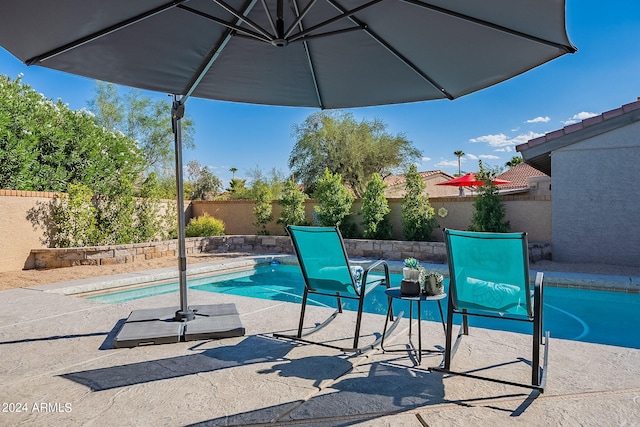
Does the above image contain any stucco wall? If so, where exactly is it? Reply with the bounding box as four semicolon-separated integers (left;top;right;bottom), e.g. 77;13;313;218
1;190;550;272
0;190;55;271
0;191;182;272
193;193;551;242
552;121;640;266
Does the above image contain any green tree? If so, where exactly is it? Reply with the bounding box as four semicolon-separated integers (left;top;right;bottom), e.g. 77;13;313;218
277;179;308;231
226;177;251;199
252;181;273;235
469;161;510;232
401;164;437;241
88;81;195;177
313;168;354;227
189;165;222;200
361;173;392;239
289;111;421;197
246;166;286;200
505;156;523;168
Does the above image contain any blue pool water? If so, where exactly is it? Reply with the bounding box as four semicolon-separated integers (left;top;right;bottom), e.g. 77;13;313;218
87;263;640;349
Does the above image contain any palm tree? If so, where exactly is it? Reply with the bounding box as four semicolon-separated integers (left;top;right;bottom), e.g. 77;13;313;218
454;150;465;176
229;167;238;179
505;156;523;168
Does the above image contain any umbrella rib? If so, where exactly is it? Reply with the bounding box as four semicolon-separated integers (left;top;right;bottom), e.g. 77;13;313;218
25;0;190;65
178;5;272;43
325;0;454;100
182;0;260;99
285;0;318;39
261;0;278;35
211;0;274;41
401;0;577;53
288;26;365;43
287;0;383;43
291;0;324;108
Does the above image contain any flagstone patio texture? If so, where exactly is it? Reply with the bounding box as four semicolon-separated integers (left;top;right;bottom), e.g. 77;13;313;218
0;266;638;426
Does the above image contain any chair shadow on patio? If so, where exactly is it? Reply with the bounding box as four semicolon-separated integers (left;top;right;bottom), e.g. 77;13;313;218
186;355;447;426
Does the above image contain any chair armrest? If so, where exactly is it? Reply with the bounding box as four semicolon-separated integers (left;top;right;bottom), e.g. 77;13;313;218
533;271;544;318
361;260;391;294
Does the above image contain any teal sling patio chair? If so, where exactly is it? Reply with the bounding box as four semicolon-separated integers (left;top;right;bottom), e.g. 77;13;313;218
274;225;401;353
431;229;548;391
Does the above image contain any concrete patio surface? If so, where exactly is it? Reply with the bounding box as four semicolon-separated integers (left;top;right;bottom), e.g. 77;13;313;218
1;257;639;426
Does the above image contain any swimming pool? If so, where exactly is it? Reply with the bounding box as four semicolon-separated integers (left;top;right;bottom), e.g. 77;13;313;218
86;263;640;349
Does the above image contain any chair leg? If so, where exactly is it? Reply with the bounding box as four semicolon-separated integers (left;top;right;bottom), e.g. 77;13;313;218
532;272;544;385
296;288;309;338
443;300;455;370
461;309;469;335
353;293;366;349
532;326;541;386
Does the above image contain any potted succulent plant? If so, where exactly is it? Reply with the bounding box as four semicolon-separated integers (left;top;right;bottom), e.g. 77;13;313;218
403;257;420;282
401;257;421;295
424;271;444;296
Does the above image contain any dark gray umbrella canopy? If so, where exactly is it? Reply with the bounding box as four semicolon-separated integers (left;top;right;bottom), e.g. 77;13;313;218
0;0;575;109
0;0;575;340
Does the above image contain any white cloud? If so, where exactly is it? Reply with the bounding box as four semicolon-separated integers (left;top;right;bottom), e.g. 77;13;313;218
470;131;544;149
434;159;459;168
470;133;509;147
466;153;478;160
421;156;431;162
479;154;500;160
495;147;514;153
526;116;551;123
511;127;520;132
562;111;598;125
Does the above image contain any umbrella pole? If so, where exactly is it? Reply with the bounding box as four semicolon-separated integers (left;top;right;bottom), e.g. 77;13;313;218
172;97;195;322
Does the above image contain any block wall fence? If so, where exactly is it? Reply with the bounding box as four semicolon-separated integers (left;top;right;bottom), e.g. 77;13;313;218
0;189;550;272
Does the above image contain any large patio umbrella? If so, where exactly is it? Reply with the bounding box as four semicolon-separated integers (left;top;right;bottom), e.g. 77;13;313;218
437;172;510;196
0;0;575;346
437;172;510;187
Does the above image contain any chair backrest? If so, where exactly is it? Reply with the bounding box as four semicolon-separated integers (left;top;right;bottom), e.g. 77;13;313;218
287;225;356;294
444;229;532;317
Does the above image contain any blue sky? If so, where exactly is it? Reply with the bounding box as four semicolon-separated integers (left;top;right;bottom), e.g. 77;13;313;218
1;1;639;186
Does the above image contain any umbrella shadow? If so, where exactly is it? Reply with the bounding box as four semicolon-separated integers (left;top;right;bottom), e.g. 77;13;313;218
188;356;447;426
0;318;124;349
60;334;293;391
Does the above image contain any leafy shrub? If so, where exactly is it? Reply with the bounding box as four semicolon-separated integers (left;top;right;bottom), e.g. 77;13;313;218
313;168;354;226
185;213;225;237
47;183;98;247
277;179;308;231
469;161;510;232
401;164;437;241
252;181;273;235
361;173;392;239
0;75;144;193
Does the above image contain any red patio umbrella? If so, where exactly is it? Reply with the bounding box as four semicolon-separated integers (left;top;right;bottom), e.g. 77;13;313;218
436;173;510;187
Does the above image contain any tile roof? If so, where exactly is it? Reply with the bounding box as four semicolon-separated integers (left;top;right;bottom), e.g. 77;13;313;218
516;98;640;175
383;170;455;187
516;99;640;152
496;163;547;190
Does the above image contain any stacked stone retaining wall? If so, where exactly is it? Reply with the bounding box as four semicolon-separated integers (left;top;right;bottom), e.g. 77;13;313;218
31;236;551;270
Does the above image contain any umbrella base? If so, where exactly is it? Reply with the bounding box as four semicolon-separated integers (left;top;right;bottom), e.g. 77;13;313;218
113;304;245;348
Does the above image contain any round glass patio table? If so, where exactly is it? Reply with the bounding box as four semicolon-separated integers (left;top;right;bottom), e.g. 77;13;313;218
381;287;447;365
